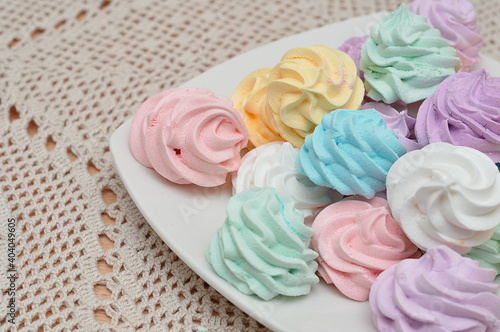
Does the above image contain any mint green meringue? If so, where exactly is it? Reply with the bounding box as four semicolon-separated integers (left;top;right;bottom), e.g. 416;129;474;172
207;187;319;300
464;225;500;274
360;4;461;104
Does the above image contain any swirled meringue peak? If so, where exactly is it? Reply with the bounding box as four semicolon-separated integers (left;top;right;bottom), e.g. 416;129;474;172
409;0;483;72
415;69;500;163
360;4;461;104
311;196;421;301
464;225;500;275
206;187;319;300
361;102;422;152
338;35;369;79
129;87;248;187
266;45;364;148
296;109;406;198
232;141;341;223
386;142;500;254
231;68;283;148
370;245;500;332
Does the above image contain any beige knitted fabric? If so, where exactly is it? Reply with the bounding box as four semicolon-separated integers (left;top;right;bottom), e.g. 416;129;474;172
1;0;499;330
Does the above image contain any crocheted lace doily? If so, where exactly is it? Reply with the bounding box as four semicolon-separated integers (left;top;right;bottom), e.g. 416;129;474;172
1;0;499;330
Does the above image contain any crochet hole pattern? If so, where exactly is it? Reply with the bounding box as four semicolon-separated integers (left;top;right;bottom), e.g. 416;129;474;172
94;309;112;325
27;120;38;138
55;20;66;30
45;135;56;152
30;28;44;41
87;160;99;176
76;10;87;22
94;284;112;301
8;38;19;49
9;106;20;122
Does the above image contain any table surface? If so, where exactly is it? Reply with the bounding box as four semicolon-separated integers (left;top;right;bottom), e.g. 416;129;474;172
1;0;500;331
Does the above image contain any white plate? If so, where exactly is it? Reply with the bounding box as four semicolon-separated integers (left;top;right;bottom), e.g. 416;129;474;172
110;13;500;332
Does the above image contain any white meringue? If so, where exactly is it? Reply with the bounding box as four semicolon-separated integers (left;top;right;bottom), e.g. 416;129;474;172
386;142;500;254
232;142;340;222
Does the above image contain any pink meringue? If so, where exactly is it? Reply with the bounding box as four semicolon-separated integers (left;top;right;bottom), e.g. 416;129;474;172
310;196;420;301
130;87;248;187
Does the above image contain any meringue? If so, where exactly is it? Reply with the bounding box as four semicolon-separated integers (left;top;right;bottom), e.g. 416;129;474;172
296;109;406;198
207;187;319;301
464;225;500;275
360;4;461;104
129;87;248;187
409;0;483;72
361;102;421;152
232;141;340;223
370;245;500;332
386;142;500;254
231;68;283;148
311;196;420;301
266;45;364;147
415;69;500;163
338;35;368;79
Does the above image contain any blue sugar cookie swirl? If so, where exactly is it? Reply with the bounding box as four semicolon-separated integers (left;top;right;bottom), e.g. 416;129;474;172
296;109;406;198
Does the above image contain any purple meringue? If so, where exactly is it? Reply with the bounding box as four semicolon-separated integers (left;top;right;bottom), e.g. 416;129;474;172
415;69;500;162
338;35;368;79
370;245;500;332
409;0;483;72
362;102;421;152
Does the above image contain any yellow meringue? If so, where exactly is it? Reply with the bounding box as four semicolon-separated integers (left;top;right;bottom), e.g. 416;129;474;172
266;45;364;147
231;68;283;148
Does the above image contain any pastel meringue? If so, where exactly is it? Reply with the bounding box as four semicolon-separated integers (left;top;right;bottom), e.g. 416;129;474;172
464;225;500;275
130;87;248;187
232;141;340;223
311;196;420;301
266;45;364;147
207;187;319;300
231;68;283;148
386;142;500;254
409;0;483;72
296;109;406;199
361;102;421;152
360;4;461;104
415;69;500;163
370;245;500;332
338;35;368;79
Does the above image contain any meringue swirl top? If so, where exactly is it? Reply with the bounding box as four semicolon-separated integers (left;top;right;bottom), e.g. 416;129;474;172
362;102;421;152
370;245;500;332
266;45;364;147
360;4;461;104
231;67;283;148
386;142;500;254
415;69;500;163
129;87;248;187
207;187;319;300
232;141;339;222
311;196;420;301
296;109;406;198
409;0;483;72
